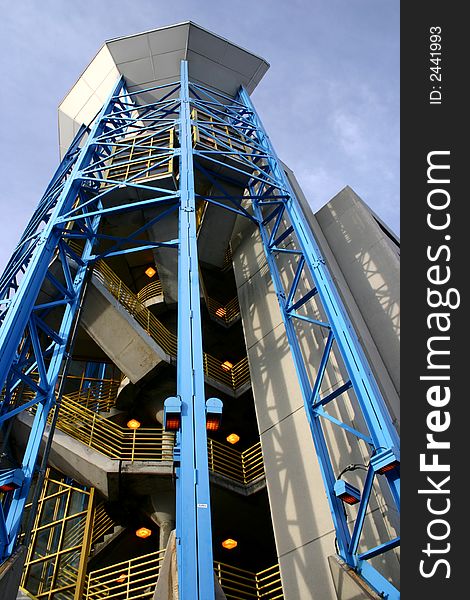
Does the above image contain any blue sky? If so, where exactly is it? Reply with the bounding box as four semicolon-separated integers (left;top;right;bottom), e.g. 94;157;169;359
0;0;399;272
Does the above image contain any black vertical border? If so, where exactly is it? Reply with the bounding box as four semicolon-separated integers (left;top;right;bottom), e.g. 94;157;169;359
401;4;465;599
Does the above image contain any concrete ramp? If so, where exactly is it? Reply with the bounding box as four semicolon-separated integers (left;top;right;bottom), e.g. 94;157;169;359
80;275;171;384
198;183;241;269
80;269;246;397
145;208;179;304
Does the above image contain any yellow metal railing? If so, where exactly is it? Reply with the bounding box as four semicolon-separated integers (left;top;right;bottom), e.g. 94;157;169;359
205;293;240;326
208;440;264;485
91;501;116;547
215;561;258;599
85;549;165;600
136;280;163;304
21;471;95;600
64;379;120;413
241;441;265;484
44;392;264;482
135;272;240;327
93;259;249;392
105;128;176;187
47;394;174;462
192;108;250;157
85;549;282;600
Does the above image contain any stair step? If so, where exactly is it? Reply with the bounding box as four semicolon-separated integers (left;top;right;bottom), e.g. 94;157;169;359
91;525;125;557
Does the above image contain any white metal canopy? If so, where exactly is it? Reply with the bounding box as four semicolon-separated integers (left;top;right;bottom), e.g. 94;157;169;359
58;21;270;156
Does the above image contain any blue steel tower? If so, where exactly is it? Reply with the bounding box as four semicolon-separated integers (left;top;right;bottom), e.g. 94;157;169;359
0;23;400;600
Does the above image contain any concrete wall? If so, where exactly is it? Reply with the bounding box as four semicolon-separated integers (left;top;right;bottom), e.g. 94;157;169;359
314;187;400;399
231;186;400;599
286;173;400;429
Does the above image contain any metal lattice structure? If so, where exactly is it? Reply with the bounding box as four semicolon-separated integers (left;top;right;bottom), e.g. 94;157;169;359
0;56;399;599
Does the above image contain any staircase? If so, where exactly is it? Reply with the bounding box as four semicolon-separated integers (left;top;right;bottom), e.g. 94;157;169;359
81;260;249;397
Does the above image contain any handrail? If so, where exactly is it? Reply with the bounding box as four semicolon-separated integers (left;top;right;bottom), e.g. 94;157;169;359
104;128;175;187
206;294;241;326
85;549;282;600
64;379;120;413
41;392;264;483
43;394;174;462
208;439;264;485
91;501;116;546
136;280;163;304
92;259;249;392
135;258;239;327
199;273;240;327
85;549;166;600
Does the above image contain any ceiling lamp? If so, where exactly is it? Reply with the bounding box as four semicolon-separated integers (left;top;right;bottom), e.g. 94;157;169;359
126;419;141;429
221;538;238;550
226;433;240;445
215;307;226;318
135;527;152;539
145;266;156;278
221;360;233;372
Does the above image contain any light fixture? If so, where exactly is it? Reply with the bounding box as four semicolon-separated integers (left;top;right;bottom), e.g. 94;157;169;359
0;483;18;493
115;574;127;583
222;538;238;550
376;461;400;474
215;307;226;318
145;266;156;278
164;396;182;431
370;449;400;475
126;419;141;429
206;398;223;432
136;527;152;539
334;480;361;505
0;468;23;493
221;360;233;372
226;433;240;445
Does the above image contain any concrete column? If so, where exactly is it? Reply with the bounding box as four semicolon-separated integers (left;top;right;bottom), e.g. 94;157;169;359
150;489;176;550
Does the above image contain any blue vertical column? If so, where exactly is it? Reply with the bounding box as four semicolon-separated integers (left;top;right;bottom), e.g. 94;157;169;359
176;60;215;600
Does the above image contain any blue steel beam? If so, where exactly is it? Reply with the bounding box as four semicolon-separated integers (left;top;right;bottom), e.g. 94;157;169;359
173;60;216;600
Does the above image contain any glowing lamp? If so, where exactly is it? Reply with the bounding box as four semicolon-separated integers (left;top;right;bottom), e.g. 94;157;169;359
370;449;400;475
215;307;226;318
226;433;240;445
0;468;23;493
378;460;400;474
136;527;152;539
334;480;361;505
206;397;223;432
164;396;182;431
0;483;18;493
126;419;141;429
221;361;233;372
116;574;127;583
222;538;238;550
145;266;156;278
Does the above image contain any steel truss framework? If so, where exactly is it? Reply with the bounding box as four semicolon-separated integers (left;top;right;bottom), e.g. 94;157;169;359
0;60;399;599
